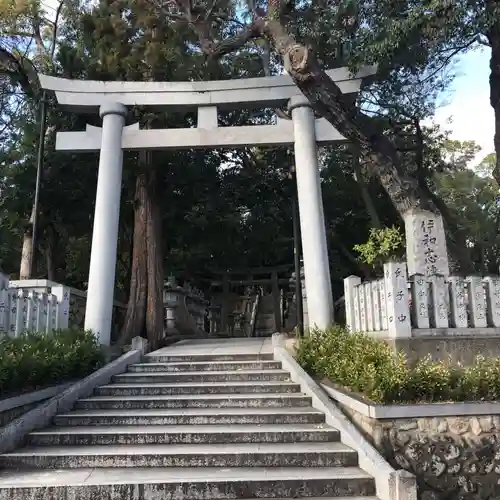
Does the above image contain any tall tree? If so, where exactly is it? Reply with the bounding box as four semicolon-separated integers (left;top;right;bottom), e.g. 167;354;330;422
353;0;500;187
146;0;487;273
0;0;71;278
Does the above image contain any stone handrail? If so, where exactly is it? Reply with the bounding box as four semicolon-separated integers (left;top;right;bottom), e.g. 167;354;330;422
272;335;417;500
163;282;208;338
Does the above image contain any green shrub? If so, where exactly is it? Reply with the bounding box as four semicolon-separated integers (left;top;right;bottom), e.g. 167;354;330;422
0;329;105;398
296;327;500;404
353;226;405;272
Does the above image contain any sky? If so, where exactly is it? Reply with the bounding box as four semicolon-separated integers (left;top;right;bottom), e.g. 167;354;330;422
429;47;494;164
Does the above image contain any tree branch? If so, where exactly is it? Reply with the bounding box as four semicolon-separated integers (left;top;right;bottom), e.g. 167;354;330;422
151;0;436;215
208;22;261;58
50;0;65;61
0;48;34;97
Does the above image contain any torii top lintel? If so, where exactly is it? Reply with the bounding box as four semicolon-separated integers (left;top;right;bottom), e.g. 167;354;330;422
39;66;377;113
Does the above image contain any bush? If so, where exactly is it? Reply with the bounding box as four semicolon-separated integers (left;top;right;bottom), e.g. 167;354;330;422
296;327;500;404
0;329;105;398
353;226;405;272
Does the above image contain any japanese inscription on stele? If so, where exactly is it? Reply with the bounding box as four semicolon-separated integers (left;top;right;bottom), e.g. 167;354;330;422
404;209;449;277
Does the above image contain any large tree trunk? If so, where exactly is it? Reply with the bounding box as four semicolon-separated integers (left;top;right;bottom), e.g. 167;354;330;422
119;170;149;344
487;11;500;187
44;224;57;281
119;154;164;348
351;148;381;229
260;20;429;212
258;19;475;273
19;206;35;279
145;167;164;351
193;14;437;212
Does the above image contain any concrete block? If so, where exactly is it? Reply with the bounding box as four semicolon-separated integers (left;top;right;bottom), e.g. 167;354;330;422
131;336;149;354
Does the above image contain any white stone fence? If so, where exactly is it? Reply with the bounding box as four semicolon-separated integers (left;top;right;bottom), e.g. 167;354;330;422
0;275;69;337
344;262;500;337
0;276;126;338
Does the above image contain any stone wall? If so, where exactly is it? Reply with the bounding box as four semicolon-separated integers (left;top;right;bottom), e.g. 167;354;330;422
0;400;49;428
0;383;73;430
389;335;500;366
339;402;500;500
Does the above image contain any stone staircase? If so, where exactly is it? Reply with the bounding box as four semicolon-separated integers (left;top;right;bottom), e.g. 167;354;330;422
0;348;379;499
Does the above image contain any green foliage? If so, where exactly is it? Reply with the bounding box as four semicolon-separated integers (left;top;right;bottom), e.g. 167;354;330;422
433;152;500;274
0;329;104;398
0;0;496;300
296;327;408;403
296;327;500;404
353;226;405;269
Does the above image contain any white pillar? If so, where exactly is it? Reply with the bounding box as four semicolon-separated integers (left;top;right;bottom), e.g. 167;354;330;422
289;95;333;330
84;102;127;345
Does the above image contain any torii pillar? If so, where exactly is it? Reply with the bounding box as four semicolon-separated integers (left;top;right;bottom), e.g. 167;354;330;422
84;102;127;345
289;95;333;330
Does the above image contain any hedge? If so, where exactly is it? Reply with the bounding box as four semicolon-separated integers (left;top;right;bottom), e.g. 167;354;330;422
296;326;500;404
0;329;105;398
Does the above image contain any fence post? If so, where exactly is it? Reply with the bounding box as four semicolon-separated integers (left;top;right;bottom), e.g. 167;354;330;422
34;292;44;332
485;277;500;327
26;291;37;332
39;292;49;332
429;275;449;328
8;290;17;336
379;279;388;330
51;284;70;329
344;276;361;332
0;272;9;335
448;277;468;328
371;280;381;331
409;274;430;329
13;290;26;337
47;295;58;333
384;262;411;338
364;282;374;331
467;276;487;328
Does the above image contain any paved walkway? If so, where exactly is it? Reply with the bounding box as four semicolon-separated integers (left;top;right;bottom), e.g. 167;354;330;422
147;337;274;357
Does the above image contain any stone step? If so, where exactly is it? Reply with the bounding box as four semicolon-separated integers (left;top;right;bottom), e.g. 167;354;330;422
94;381;301;396
128;360;283;372
0;442;358;469
113;370;291;384
0;467;377;498
28;424;340;446
75;393;312;410
53;407;325;426
145;352;275;363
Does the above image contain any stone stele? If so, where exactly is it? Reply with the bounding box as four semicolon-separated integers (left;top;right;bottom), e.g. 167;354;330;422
404;209;449;277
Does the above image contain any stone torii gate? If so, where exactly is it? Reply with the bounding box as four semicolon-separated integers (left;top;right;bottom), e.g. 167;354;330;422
39;67;376;345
